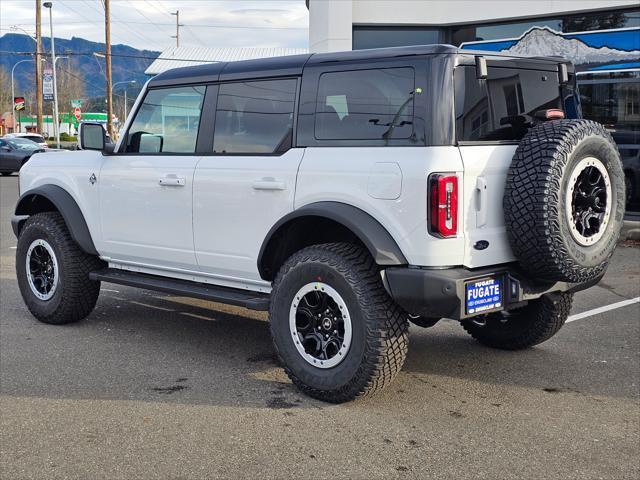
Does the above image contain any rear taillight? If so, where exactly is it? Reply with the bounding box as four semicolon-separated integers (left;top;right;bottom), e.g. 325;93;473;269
429;174;458;238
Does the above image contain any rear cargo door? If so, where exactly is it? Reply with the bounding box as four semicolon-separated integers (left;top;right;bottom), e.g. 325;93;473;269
455;64;563;268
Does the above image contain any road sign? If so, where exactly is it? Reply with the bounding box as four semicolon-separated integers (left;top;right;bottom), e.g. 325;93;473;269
73;107;82;122
71;99;82;108
13;97;25;111
43;66;54;102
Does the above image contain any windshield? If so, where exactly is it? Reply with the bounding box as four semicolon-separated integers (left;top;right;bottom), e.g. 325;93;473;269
7;138;40;150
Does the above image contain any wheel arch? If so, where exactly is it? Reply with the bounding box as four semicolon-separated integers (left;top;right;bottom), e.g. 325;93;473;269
13;184;98;256
258;202;407;281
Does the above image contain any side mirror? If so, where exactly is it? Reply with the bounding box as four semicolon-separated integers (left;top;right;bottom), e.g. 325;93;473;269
0;146;10;152
78;122;106;151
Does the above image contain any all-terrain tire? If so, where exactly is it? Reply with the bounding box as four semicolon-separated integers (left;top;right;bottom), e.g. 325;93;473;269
269;243;409;403
504;119;625;283
461;293;573;350
16;212;103;324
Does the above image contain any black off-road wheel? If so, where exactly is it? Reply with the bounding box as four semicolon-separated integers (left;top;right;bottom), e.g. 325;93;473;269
269;243;409;403
461;293;573;350
16;212;103;325
504;120;625;283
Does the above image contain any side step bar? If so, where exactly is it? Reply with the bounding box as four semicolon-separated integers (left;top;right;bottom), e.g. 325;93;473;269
89;268;270;311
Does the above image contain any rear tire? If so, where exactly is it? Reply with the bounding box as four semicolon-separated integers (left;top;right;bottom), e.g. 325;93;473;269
269;243;409;403
16;212;103;325
461;293;573;350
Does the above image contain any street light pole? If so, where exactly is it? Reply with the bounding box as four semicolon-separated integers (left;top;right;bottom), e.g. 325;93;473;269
43;2;60;149
11;59;35;133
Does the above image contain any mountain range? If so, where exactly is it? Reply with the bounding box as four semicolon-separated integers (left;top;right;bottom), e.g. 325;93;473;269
0;33;160;98
503;27;640;65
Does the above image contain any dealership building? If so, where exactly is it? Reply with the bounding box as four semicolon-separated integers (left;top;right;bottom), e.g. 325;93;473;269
308;0;640;208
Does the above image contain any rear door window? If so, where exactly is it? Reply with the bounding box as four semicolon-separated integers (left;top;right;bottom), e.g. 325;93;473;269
314;67;415;141
213;78;297;154
455;66;562;142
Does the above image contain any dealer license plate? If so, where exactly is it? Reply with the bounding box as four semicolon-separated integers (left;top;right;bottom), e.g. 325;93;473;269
465;277;503;315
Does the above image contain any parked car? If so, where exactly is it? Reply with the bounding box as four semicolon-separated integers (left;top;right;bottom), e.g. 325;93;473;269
12;45;626;403
0;137;45;175
3;132;48;149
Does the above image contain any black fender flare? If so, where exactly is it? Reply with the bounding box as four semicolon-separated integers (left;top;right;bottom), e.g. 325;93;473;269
258;202;407;279
14;184;98;255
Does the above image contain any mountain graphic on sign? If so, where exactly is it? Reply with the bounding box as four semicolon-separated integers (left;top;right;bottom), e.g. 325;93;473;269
502;27;640;65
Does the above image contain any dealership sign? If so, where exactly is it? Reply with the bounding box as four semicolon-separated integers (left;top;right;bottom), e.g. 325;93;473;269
13;97;25;111
461;26;640;72
43;66;54;102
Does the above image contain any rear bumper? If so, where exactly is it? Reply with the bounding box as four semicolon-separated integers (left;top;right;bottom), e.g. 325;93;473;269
383;264;601;320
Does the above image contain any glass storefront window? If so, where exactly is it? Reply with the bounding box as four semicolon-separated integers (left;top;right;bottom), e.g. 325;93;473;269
578;71;640;209
451;8;639;45
353;26;442;50
578;71;640;146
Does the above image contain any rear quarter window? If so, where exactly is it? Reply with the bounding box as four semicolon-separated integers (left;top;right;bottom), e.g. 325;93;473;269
314;67;415;141
455;66;563;142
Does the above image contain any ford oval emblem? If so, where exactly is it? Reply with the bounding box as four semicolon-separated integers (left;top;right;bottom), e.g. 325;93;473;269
474;240;490;251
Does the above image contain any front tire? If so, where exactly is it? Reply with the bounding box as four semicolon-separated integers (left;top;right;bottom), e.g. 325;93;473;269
460;293;573;350
16;212;103;325
269;243;409;403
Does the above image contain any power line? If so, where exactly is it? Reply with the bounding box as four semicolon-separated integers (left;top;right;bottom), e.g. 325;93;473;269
5;20;307;30
183;25;206;47
2;50;221;63
74;0;160;49
131;1;172;36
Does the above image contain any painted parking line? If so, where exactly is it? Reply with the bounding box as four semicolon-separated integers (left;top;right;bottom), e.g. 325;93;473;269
566;297;640;323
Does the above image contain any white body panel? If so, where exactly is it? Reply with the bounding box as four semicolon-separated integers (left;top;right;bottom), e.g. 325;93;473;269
97;155;199;270
295;146;465;267
458;145;516;268
18;150;105;243
19;140;515;289
193;149;305;285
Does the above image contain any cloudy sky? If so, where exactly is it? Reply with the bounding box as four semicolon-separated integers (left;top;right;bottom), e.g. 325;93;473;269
1;0;309;51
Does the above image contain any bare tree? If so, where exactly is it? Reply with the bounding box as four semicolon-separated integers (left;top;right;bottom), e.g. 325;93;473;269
51;59;85;132
0;66;14;115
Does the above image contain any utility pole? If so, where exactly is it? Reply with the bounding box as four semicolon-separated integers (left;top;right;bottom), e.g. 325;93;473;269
35;0;43;134
171;10;182;47
105;0;113;138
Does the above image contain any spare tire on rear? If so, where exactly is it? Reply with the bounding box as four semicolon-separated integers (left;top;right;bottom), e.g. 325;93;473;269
504;119;625;283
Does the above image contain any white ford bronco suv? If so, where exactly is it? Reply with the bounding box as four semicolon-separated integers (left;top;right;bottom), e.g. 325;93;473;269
12;45;625;403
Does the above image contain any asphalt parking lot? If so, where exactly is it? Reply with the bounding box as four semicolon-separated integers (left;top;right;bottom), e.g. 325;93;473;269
1;174;639;480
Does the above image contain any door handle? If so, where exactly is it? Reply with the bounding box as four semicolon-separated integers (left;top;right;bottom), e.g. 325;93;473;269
252;178;286;191
475;177;488;227
159;175;185;187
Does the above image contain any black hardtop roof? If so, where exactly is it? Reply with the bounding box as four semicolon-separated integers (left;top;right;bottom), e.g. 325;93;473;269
148;44;567;87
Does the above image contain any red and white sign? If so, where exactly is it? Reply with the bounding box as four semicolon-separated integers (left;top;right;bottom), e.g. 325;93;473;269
73;107;82;122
